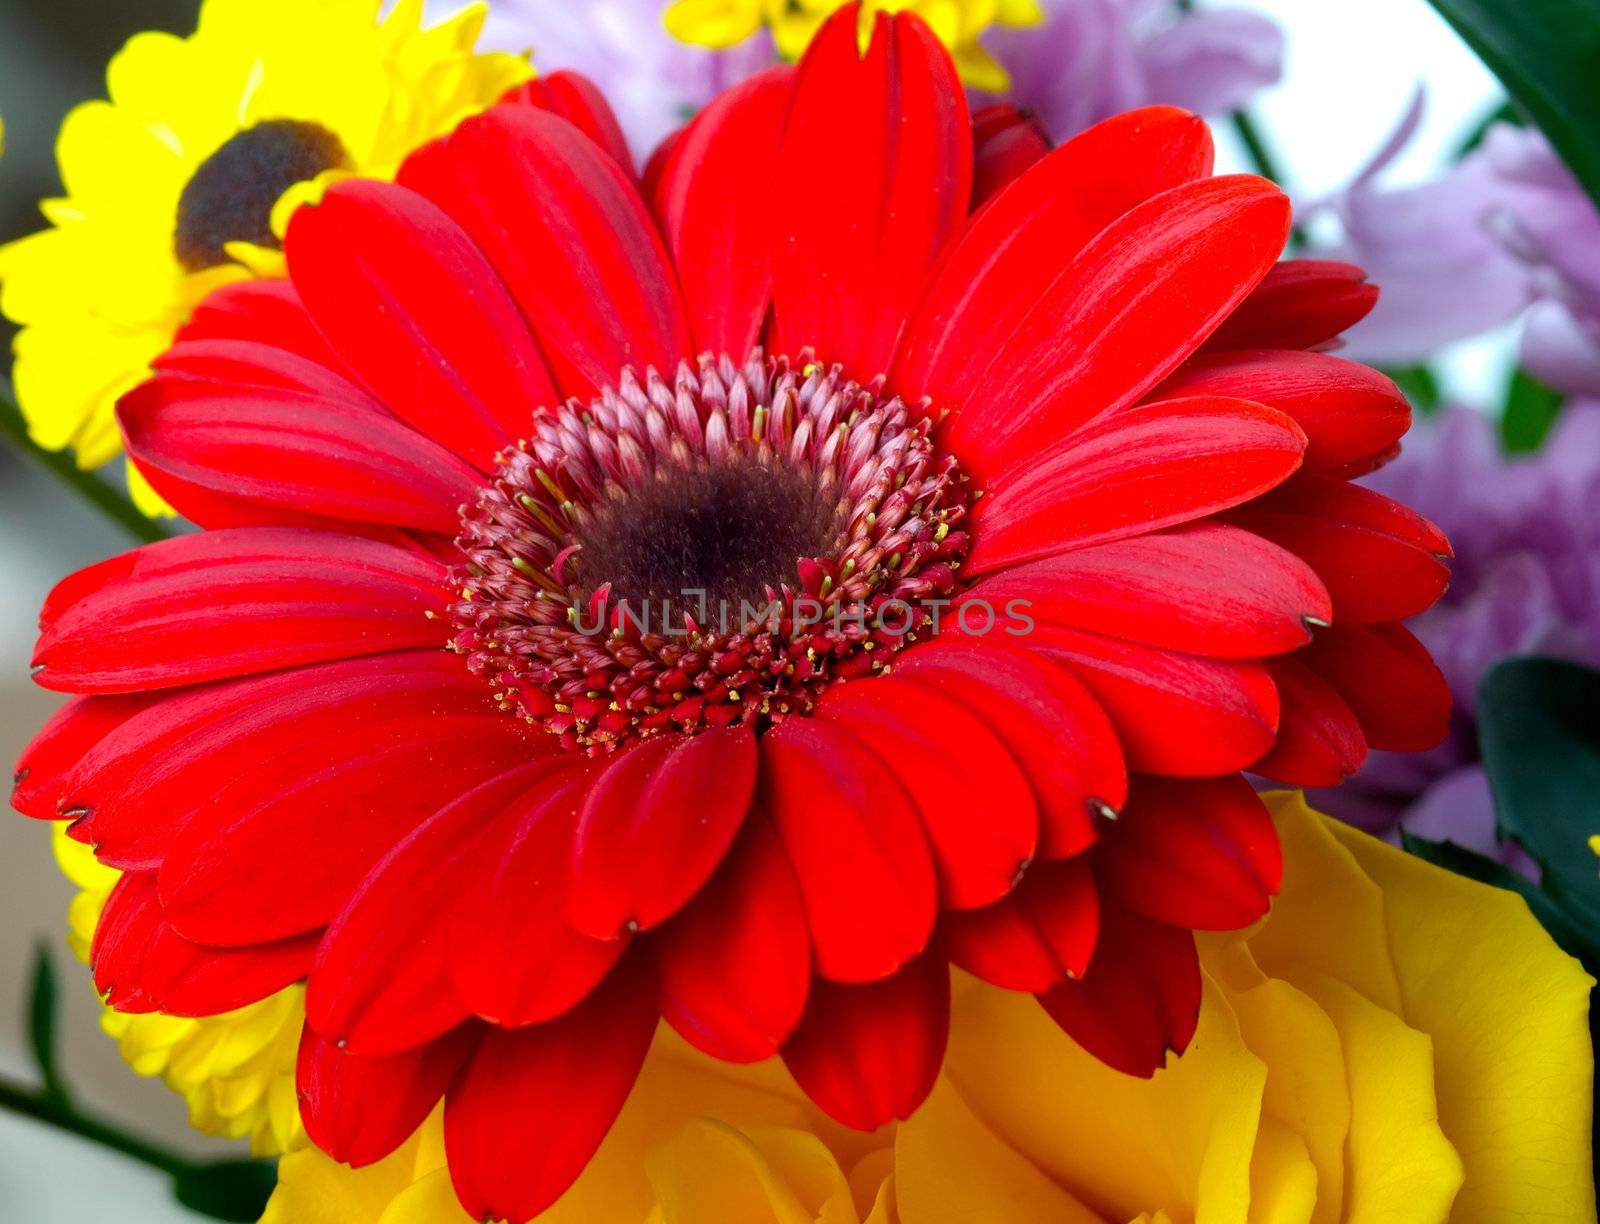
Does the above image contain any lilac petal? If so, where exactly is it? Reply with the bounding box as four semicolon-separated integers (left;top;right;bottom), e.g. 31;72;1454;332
1136;8;1285;118
1400;765;1518;865
1333;153;1534;364
985;0;1283;141
1523;302;1600;399
480;0;777;158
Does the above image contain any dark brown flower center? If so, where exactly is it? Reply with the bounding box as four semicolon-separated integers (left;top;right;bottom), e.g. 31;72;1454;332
174;120;351;271
451;351;972;753
572;454;847;615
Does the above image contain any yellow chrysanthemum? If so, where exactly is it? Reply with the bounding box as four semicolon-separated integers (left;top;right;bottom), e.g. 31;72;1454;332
51;826;306;1157
663;0;1044;92
0;0;530;515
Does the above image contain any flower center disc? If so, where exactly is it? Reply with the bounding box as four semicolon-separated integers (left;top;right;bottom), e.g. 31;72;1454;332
452;351;972;753
175;119;351;271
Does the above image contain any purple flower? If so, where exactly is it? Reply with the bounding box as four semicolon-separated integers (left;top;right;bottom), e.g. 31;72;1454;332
1322;106;1600;392
476;0;774;159
983;0;1284;140
474;0;1282;161
1313;405;1600;869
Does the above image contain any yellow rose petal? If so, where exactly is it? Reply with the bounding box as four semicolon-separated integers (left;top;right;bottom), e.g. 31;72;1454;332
1330;819;1598;1222
897;1075;1105;1223
938;976;1265;1223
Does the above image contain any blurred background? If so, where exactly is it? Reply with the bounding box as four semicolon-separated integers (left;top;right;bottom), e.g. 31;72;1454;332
0;0;1505;1217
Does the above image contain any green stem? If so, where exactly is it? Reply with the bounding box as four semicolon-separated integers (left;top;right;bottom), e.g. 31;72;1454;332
0;389;169;546
1231;110;1288;186
0;1074;193;1177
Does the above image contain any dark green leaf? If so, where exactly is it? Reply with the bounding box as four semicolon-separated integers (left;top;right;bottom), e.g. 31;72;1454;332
1401;831;1600;970
1381;363;1443;414
1425;0;1600;211
1501;367;1566;452
1478;658;1600;929
26;944;69;1104
1454;97;1522;159
172;1161;278;1223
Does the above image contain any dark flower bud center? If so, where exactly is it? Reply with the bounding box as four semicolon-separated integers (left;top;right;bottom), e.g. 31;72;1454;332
174;119;350;271
573;456;847;616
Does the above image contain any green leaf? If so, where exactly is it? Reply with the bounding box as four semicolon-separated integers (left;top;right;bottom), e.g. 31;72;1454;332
172;1160;278;1223
1424;0;1600;211
1401;832;1600;970
1477;658;1600;930
26;944;69;1104
1381;363;1443;414
1501;366;1566;452
1454;97;1522;159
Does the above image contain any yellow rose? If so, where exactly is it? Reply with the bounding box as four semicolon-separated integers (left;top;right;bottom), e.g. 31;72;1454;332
264;792;1597;1222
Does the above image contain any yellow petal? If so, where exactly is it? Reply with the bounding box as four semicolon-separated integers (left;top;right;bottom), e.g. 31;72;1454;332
1327;816;1599;1222
265;1135;424;1224
1202;938;1349;1224
897;1076;1105;1222
935;975;1264;1223
1247;1118;1318;1224
1296;971;1463;1220
664;0;765;48
377;1168;475;1224
51;824;119;894
127;460;177;518
1252;793;1404;1013
646;1121;830;1224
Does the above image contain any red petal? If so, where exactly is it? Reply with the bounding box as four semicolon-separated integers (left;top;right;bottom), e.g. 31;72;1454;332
1094;775;1281;931
1251;655;1367;787
760;718;937;983
1225;475;1452;624
306;763;561;1056
286;180;559;470
1202;260;1379;353
651;66;792;358
501;71;635;175
770;8;971;381
893;106;1214;419
1031;625;1280;776
177;279;342;370
150;339;378;408
815;676;1038;909
32;529;451;694
781;952;949;1132
299;1024;478;1168
653;812;811;1063
970;103;1051;206
91;873;315;1016
156;701;535;947
963;523;1330;659
941;858;1099;992
444;970;656;1224
398;106;691;400
64;652;483;869
1299;622;1451;752
1037;906;1200;1077
1152;349;1410;475
930;176;1291;483
566;727;755;938
446;762;628;1030
965;396;1306;575
13;694;154;819
891;639;1124;856
118;376;482;533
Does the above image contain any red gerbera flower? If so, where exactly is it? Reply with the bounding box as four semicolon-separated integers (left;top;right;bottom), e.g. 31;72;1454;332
14;7;1451;1220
